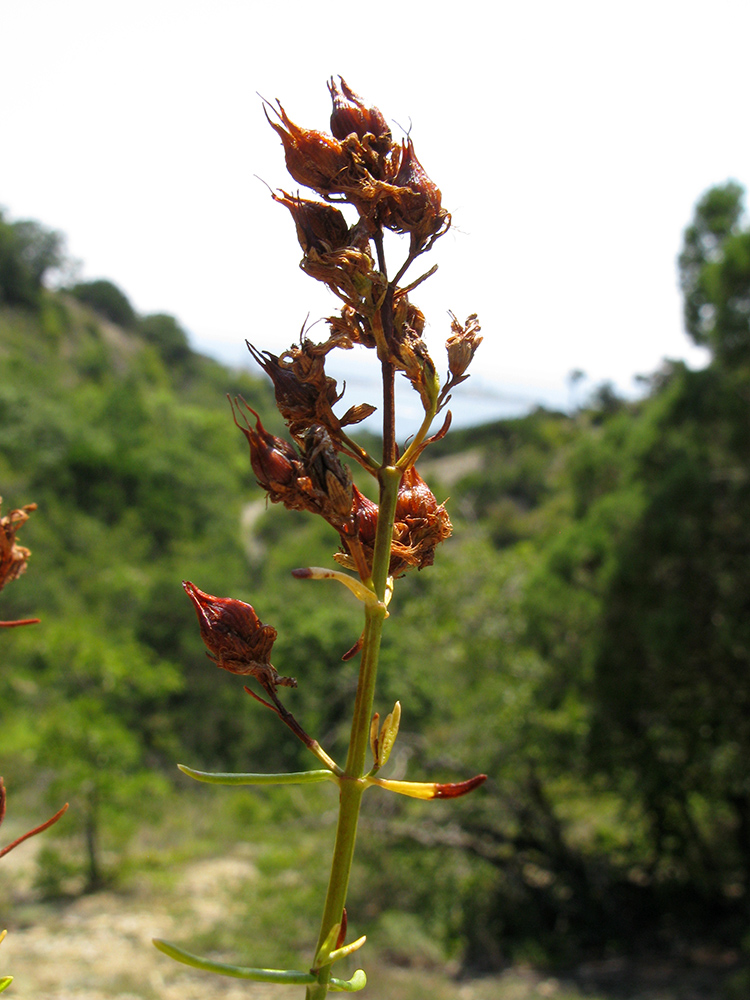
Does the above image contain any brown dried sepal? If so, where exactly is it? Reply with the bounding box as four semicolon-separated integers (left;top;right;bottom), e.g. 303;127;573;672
301;245;386;315
446;312;482;379
302;425;353;527
326;307;377;352
390;467;452;573
183;581;296;693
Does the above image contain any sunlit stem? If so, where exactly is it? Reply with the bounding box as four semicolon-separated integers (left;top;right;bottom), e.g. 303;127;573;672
305;463;402;1000
396;398;438;472
338;430;379;476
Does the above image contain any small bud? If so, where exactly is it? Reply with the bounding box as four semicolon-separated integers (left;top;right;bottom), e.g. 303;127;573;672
446;312;482;379
183;581;296;692
377;701;401;768
328;77;391;150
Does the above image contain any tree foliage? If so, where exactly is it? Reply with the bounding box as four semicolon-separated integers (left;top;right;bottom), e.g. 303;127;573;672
66;278;137;328
0;209;66;308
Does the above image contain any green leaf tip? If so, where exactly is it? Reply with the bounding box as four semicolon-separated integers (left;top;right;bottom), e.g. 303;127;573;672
329;969;367;992
152;939;315;984
0;977;13;993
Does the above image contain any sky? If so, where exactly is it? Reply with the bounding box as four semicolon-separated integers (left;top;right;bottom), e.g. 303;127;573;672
3;0;749;428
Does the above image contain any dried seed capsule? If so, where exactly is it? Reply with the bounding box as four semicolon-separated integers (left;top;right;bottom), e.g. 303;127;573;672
183;581;296;692
328;76;391;150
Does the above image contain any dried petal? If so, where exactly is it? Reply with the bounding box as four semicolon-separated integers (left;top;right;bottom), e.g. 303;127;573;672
340;402;377;427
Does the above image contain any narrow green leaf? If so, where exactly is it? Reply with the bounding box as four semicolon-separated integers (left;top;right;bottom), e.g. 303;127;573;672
177;764;335;786
153;939;315;984
0;977;13;993
329;969;367;992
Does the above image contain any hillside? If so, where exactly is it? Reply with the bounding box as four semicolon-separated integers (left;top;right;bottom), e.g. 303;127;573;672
2;180;750;999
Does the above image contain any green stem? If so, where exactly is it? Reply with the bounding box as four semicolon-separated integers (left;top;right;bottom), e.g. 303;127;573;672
396;400;437;472
305;466;401;1000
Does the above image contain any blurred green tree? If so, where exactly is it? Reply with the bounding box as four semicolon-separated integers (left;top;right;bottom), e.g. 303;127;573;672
67;278;137;327
0;210;66;308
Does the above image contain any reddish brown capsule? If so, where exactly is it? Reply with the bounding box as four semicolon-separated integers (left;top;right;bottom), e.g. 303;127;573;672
272;189;350;255
328;76;391;149
229;397;298;490
384;139;449;246
390;467;452;573
264;99;349;195
183;581;296;693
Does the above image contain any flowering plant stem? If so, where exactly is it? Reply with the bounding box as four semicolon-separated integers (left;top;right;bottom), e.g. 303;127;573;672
308;464;399;998
160;77;487;996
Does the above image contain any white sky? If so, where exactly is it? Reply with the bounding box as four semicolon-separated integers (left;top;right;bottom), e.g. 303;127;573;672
3;0;749;426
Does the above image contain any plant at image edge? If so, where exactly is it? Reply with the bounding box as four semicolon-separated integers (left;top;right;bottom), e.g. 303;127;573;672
153;77;486;998
1;499;69;992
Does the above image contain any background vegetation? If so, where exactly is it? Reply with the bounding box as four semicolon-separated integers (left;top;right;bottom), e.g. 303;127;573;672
1;183;749;996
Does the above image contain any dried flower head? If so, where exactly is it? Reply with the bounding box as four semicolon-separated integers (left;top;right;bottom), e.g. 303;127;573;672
183;581;296;693
334;469;452;578
391;466;453;573
446;312;483;379
0;498;37;593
